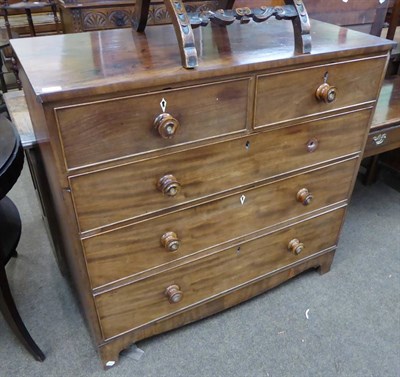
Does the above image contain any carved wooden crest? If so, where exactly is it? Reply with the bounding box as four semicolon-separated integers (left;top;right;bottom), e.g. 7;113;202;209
133;0;311;68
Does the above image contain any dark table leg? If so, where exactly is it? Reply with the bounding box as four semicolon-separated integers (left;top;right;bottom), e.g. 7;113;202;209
0;197;45;361
0;265;45;361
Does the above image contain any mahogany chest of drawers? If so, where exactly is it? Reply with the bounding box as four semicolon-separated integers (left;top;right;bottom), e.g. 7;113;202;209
11;19;393;368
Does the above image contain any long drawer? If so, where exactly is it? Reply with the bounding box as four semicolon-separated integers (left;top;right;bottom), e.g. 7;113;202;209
255;56;386;128
83;159;357;288
55;78;251;170
71;109;370;232
95;208;345;340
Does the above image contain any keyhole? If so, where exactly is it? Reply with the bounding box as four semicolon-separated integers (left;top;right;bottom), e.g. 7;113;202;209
236;246;241;255
160;98;167;112
245;141;250;151
240;195;246;205
307;137;318;153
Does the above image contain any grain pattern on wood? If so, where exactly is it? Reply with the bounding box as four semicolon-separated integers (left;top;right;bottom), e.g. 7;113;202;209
364;125;400;158
303;0;389;36
363;76;400;157
96;248;335;365
10;20;394;104
55;78;250;169
95;208;344;340
11;17;393;369
255;56;387;127
371;76;400;130
71;109;369;232
83;159;356;288
2;91;35;148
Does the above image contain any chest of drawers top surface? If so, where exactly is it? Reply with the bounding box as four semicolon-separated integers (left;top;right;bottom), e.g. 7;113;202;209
11;19;394;103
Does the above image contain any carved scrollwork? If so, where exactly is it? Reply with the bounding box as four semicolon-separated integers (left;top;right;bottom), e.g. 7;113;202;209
110;10;131;27
152;5;171;24
83;12;107;29
186;1;218;13
189;5;299;28
132;0;311;69
70;9;83;32
147;1;218;25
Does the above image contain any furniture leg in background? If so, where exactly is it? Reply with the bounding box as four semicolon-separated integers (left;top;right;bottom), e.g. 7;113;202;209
0;113;45;361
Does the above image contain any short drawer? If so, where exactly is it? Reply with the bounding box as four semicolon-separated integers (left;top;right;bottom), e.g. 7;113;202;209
55;78;251;170
83;159;356;288
71;109;369;232
94;208;345;340
363;124;400;158
255;56;386;128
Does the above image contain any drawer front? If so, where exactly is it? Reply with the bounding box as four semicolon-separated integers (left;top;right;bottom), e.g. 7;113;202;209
83;159;356;288
363;125;400;158
255;56;386;128
55;78;250;170
95;208;345;340
71;109;369;232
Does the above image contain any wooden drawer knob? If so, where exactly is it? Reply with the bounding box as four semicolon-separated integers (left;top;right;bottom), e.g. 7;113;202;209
154;113;180;139
316;83;337;103
296;188;313;206
165;284;183;304
161;231;180;252
288;239;304;255
157;174;181;196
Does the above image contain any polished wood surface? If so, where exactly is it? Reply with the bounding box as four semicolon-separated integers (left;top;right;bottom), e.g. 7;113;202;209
364;76;400;157
3;91;35;148
364;76;400;158
83;159;356;289
11;19;395;103
71;109;369;232
12;19;393;368
364;125;400;158
303;0;389;36
97;248;336;364
55;78;250;169
95;208;344;340
134;0;312;68
372;75;400;130
255;56;387;127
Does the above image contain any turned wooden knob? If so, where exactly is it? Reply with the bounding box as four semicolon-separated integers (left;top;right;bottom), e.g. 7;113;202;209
154;113;180;139
288;239;304;255
296;188;313;206
165;284;183;304
161;231;180;252
315;83;337;103
157;174;181;196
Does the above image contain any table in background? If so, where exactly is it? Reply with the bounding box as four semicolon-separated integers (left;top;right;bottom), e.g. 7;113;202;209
3;91;67;276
